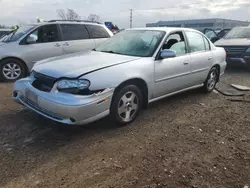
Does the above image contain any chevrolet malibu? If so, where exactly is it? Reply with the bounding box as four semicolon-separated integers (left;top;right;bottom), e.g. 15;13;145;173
13;28;227;126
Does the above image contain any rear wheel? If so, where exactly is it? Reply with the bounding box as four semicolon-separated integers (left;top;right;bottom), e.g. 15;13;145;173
110;85;143;126
0;58;26;81
202;67;219;93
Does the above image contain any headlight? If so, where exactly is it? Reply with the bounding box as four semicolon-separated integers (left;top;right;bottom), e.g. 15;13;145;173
29;71;35;82
57;79;90;92
246;47;250;52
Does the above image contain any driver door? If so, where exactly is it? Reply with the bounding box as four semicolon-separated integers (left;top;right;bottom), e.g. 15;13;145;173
154;31;192;98
20;24;63;66
204;28;219;43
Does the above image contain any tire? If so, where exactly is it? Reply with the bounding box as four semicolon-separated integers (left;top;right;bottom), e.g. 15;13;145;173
0;58;26;81
110;85;143;126
202;67;219;93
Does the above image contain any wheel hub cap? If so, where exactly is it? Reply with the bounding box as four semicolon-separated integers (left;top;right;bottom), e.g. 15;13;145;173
2;63;21;80
118;91;139;122
207;71;217;90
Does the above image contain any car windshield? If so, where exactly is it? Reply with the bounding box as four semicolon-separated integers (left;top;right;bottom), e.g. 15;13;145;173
2;26;35;42
0;31;10;37
224;27;250;39
95;30;166;57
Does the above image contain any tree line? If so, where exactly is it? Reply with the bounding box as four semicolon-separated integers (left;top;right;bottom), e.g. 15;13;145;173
57;9;119;30
0;9;120;30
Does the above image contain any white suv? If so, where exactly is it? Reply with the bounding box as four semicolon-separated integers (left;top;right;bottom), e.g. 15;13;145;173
0;20;113;81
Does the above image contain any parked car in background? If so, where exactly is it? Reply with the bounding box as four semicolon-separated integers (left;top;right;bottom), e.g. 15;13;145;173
0;20;113;81
0;28;13;39
204;28;231;43
13;27;226;126
215;26;250;68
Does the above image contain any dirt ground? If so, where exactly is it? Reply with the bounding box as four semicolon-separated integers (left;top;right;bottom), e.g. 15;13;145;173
0;68;250;188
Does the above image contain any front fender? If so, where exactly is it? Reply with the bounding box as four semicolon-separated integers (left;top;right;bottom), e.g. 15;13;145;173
82;57;155;98
0;43;28;68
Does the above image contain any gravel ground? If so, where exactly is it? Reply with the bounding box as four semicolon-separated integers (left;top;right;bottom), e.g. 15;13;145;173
0;68;250;188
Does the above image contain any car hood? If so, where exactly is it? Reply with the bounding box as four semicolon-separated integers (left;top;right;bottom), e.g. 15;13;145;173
33;51;141;78
0;42;6;46
215;38;250;46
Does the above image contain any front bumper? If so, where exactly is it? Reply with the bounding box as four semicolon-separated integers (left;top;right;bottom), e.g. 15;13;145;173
13;78;114;125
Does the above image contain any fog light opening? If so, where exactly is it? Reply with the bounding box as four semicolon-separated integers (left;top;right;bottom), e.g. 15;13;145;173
70;118;76;123
13;91;18;98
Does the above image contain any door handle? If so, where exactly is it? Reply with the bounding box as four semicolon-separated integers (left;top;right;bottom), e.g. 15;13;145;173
208;57;213;60
183;61;189;65
63;42;69;46
54;43;61;47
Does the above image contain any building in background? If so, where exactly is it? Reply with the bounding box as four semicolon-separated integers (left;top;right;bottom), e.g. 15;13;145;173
146;18;250;32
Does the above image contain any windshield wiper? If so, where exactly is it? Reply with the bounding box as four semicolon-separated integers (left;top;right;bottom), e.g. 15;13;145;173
100;50;121;55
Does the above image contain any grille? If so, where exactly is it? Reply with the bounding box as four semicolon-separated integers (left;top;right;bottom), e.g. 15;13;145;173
32;71;56;92
19;95;64;120
220;46;247;57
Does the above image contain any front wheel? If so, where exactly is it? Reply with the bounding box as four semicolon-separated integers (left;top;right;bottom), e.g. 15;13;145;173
0;58;26;81
202;67;219;93
110;85;143;126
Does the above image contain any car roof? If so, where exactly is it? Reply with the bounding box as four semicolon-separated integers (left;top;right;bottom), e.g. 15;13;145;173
126;27;200;33
38;21;104;26
16;21;106;29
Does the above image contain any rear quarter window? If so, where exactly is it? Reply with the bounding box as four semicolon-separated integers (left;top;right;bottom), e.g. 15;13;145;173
203;37;211;51
86;25;110;39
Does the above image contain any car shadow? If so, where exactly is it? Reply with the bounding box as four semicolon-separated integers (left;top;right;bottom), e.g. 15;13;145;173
225;66;250;75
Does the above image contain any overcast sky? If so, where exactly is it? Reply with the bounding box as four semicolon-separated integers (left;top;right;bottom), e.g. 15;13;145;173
0;0;250;28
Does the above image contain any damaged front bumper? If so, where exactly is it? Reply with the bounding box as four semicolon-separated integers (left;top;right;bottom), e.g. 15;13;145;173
13;78;115;125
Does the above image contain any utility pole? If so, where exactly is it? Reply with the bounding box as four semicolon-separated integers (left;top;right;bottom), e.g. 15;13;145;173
130;9;133;28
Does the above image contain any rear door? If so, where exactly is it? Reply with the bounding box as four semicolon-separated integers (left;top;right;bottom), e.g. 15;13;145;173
59;24;95;54
86;25;111;47
185;30;213;85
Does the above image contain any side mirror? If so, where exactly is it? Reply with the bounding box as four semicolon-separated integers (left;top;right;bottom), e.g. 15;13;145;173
26;34;37;44
160;49;176;59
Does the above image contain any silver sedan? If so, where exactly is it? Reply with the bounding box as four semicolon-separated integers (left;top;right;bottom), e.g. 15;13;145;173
13;27;227;126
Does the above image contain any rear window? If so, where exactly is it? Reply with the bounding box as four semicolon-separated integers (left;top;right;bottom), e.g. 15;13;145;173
60;24;90;41
86;25;110;39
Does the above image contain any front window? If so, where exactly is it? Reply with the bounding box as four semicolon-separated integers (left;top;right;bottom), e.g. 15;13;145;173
224;27;250;39
95;30;165;57
162;32;187;56
2;26;35;42
27;24;59;43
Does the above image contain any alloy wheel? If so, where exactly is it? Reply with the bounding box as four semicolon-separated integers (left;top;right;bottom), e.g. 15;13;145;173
207;70;217;90
2;63;22;80
118;91;139;122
